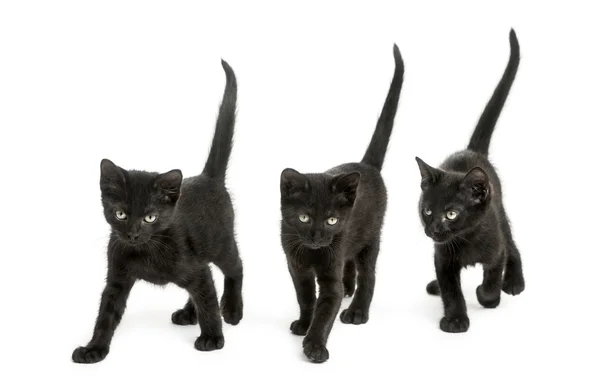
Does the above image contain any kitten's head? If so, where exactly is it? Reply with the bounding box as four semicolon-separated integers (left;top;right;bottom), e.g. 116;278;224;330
100;159;182;246
280;168;360;249
415;157;491;244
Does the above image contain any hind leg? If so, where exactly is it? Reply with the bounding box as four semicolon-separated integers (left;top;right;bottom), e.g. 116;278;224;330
171;298;197;325
500;214;525;295
214;241;244;325
340;240;379;325
343;260;356;297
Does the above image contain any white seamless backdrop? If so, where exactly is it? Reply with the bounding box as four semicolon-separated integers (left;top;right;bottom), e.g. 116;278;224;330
1;1;598;382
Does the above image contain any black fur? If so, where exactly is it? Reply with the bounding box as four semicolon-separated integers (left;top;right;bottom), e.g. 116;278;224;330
280;45;404;363
416;30;524;334
72;60;243;364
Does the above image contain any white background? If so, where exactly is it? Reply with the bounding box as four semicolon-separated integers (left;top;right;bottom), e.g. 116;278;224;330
1;1;598;382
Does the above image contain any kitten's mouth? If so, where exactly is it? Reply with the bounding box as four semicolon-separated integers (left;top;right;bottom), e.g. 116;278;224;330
429;234;451;244
303;241;332;249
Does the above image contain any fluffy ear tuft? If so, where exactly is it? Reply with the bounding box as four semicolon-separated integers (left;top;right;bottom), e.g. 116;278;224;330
461;167;490;204
155;169;182;203
415;157;441;189
331;172;361;205
281;168;309;197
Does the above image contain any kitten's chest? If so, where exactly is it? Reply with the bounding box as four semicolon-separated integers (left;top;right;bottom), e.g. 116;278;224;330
127;250;178;285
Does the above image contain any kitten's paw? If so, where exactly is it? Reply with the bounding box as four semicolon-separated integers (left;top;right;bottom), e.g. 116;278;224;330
302;339;329;363
171;308;197;325
439;315;470;333
426;280;440;295
340;308;369;325
502;273;525;296
72;346;109;364
221;296;243;326
194;334;225;352
290;320;310;336
476;285;501;308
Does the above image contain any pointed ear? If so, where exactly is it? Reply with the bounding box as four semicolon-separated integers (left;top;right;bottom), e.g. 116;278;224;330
415;157;441;189
331;172;361;205
461;167;490;204
281;168;309;197
100;159;126;192
155;169;182;203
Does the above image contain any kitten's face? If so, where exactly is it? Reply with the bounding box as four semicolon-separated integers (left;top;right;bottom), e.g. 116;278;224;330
415;157;491;244
99;159;182;247
280;169;360;249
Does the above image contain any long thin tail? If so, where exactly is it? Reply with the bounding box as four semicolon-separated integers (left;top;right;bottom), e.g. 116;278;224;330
361;44;404;171
202;59;237;179
467;29;520;155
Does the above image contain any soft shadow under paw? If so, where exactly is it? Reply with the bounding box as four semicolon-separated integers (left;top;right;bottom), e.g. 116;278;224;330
476;285;501;308
302;339;329;363
502;274;525;296
340;308;369;325
439;315;470;333
194;334;225;351
171;309;197;326
290;320;310;336
221;296;243;325
72;346;109;364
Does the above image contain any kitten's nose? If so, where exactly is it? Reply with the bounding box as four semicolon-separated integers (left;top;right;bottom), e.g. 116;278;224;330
128;232;140;241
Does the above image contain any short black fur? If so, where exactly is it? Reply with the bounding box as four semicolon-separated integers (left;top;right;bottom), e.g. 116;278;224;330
416;30;525;333
280;45;404;363
72;60;243;363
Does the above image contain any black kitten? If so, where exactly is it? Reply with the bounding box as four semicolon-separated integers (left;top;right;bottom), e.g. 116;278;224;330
416;30;525;333
280;45;404;363
72;60;243;364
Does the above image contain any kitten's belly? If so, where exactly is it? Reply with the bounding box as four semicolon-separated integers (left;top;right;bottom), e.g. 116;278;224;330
138;272;171;285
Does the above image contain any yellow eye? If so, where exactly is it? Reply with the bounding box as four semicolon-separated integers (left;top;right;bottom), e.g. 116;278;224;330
326;217;338;225
446;210;458;220
115;210;127;220
298;214;310;223
144;214;158;223
424;208;432;216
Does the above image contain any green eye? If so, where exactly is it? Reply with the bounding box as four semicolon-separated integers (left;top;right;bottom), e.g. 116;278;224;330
424;208;432;216
326;217;338;225
144;214;158;223
298;214;310;223
115;210;127;220
446;210;458;220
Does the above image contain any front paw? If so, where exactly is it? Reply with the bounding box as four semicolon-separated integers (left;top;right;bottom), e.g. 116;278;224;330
290;320;310;336
194;334;225;351
221;296;243;326
302;338;329;363
340;308;369;325
171;308;197;325
476;285;501;308
72;345;109;364
439;315;470;333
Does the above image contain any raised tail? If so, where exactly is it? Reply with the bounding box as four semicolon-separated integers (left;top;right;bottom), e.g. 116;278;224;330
202;59;237;179
361;44;404;171
467;29;520;155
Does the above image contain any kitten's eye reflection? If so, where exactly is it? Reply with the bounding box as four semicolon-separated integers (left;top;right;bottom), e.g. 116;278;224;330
144;214;158;223
446;210;458;220
424;208;432;216
327;217;338;225
115;210;127;220
298;214;310;223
